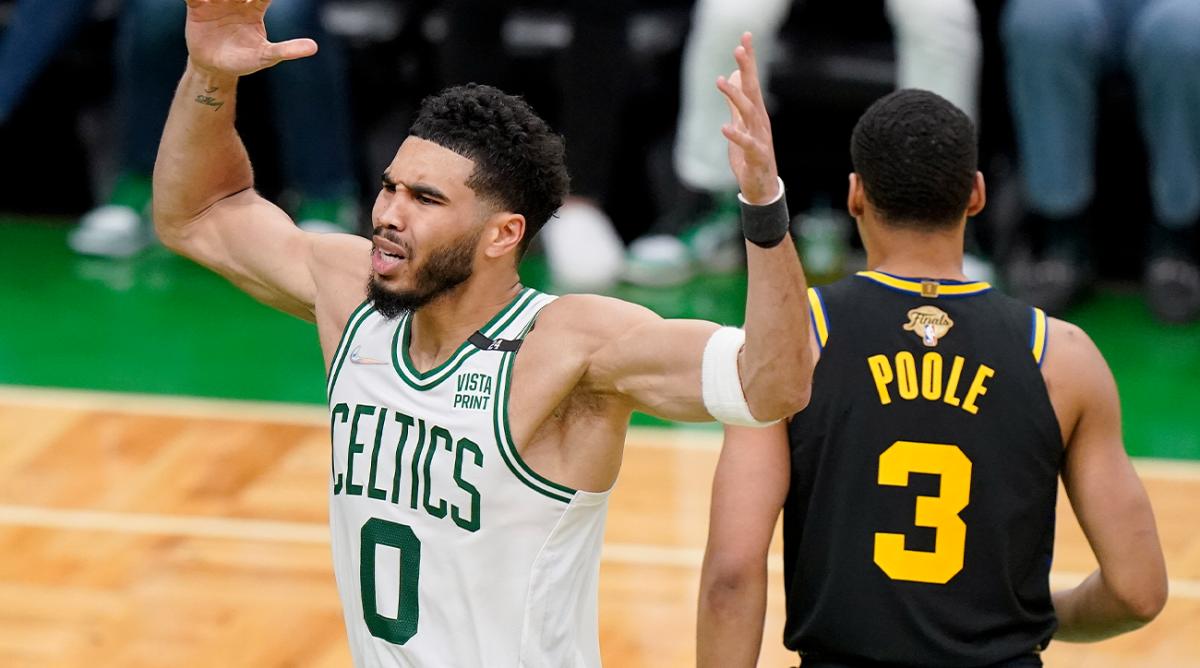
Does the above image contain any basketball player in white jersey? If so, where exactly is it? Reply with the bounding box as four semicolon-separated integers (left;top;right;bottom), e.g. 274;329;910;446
154;1;812;665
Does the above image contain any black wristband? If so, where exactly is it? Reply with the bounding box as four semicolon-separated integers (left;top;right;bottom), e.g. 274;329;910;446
739;184;790;248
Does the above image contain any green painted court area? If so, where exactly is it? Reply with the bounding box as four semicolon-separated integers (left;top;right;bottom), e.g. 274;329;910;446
1;218;1197;459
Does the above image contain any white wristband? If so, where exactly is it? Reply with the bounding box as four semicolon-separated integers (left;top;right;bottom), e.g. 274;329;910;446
736;176;786;206
701;327;779;428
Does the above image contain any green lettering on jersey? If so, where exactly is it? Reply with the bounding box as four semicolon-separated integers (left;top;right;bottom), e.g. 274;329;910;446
360;518;420;644
453;372;494;411
345;404;376;496
366;408;390;501
390;411;414;505
423;426;452;518
333;404;484;534
456;372;493;394
331;403;350;495
452;437;483;532
409;418;426;511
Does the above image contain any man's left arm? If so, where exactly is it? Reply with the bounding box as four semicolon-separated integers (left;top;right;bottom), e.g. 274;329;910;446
721;32;814;421
738;195;813;419
586;33;813;423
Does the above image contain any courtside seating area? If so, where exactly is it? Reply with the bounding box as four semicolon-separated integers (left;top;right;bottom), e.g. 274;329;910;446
0;0;1157;277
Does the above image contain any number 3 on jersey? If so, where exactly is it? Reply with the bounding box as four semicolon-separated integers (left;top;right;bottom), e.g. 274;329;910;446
873;440;973;584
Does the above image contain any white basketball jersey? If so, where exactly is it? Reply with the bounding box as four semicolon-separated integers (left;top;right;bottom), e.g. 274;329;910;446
326;288;609;668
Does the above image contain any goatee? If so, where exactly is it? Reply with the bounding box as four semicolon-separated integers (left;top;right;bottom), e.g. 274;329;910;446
368;227;481;319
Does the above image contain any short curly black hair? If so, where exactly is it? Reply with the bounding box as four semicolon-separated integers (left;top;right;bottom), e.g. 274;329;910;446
850;89;977;228
409;84;569;257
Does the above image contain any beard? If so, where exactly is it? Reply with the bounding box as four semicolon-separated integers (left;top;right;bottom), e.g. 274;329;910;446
368;226;482;319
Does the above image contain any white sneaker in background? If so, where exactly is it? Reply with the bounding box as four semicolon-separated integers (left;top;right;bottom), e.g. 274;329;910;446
294;195;360;235
623;234;693;287
540;200;624;293
624;190;742;288
67;205;152;258
962;252;996;284
298;219;349;234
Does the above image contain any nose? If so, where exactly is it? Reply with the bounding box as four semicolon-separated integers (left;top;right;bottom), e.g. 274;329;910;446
374;191;408;231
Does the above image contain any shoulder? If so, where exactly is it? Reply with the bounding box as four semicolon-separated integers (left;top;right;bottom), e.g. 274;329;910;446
505;295;661;426
532;293;661;348
1044;317;1106;375
309;232;372;353
1041;316;1116;440
309;231;372;284
528;293;713;395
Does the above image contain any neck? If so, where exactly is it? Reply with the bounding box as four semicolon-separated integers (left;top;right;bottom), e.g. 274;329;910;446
408;270;523;370
863;219;970;281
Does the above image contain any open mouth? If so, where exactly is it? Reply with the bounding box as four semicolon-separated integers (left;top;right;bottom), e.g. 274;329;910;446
371;236;409;275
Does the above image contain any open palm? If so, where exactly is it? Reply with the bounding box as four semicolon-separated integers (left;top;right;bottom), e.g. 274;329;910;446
716;33;780;205
185;0;317;77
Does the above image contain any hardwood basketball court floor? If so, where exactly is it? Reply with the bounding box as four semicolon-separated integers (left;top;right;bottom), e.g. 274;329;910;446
1;220;1197;665
0;388;1195;667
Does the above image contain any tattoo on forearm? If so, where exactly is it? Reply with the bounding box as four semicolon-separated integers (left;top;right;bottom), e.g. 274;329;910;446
195;87;225;111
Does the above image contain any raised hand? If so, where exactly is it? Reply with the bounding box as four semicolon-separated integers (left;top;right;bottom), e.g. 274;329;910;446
717;33;780;205
185;0;318;78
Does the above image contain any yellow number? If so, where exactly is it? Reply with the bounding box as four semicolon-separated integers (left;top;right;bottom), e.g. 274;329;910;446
873;440;972;584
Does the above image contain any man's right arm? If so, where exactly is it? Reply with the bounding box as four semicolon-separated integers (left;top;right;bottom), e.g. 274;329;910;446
1046;319;1168;641
697;422;790;667
153;2;368;324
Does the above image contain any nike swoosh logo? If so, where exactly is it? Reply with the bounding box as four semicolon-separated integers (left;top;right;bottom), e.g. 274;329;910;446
349;346;388;365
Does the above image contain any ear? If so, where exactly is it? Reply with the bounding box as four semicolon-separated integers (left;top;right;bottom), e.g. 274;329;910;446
848;173;866;218
966;171;986;217
484;211;526;259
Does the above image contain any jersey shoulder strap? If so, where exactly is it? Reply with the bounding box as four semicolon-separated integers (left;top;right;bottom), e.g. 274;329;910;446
1029;306;1049;367
487;289;556;341
467;290;557;352
807;287;831;351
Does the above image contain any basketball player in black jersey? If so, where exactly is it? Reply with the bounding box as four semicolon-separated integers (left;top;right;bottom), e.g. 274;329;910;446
696;90;1168;667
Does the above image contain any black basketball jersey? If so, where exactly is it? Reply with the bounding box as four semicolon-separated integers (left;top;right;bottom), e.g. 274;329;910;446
783;271;1063;667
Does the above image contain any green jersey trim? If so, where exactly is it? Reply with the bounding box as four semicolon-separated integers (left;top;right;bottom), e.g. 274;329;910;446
391;288;538;391
492;338;577;503
326;300;376;402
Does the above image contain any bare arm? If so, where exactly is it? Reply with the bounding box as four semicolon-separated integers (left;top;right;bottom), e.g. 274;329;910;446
739;222;813;419
153;0;368;323
721;33;813;419
1046;319;1168;641
584;33;813;423
530;295;713;422
698;422;790;667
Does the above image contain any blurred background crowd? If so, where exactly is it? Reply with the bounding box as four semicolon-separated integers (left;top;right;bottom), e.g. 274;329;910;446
2;0;1199;323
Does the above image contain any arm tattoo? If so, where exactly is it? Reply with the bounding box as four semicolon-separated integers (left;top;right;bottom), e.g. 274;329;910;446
194;86;225;111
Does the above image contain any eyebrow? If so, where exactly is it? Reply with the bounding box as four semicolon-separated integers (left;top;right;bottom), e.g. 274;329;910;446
381;172;450;203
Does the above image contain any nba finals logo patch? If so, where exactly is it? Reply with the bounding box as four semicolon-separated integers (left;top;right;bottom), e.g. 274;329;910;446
903;306;954;347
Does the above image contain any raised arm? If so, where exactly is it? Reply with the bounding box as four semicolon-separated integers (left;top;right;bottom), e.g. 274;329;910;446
1045;319;1167;641
697;423;790;667
584;33;813;423
719;33;814;420
153;0;368;325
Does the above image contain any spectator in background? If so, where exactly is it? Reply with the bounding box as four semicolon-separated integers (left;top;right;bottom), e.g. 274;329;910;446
1003;0;1200;323
0;0;96;126
624;0;983;287
69;0;357;258
434;0;631;292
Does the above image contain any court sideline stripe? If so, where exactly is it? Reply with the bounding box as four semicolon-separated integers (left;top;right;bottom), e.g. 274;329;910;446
2;385;1199;477
0;504;1196;601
